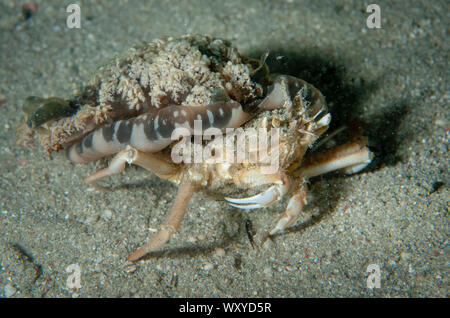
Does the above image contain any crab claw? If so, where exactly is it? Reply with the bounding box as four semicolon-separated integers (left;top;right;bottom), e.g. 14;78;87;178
225;178;290;209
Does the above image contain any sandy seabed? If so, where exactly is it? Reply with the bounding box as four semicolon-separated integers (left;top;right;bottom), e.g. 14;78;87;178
0;0;447;297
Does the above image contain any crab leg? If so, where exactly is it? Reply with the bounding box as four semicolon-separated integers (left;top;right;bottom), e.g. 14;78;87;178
84;148;131;191
122;146;180;181
297;140;373;178
128;181;195;262
84;146;180;189
269;186;307;235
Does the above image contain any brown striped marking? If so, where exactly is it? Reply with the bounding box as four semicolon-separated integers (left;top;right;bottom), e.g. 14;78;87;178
67;101;254;163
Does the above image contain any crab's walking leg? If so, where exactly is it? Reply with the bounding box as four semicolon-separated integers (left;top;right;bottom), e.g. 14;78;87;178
122;146;180;180
298;140;373;178
84;149;129;190
84;146;180;189
128;181;195;262
269;185;307;235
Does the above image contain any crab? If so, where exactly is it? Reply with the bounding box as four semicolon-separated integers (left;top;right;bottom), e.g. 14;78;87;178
18;35;373;263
